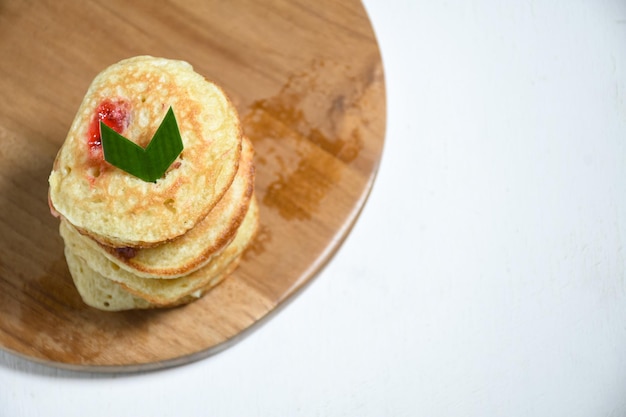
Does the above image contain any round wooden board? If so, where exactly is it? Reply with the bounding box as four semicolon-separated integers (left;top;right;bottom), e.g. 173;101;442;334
0;0;385;371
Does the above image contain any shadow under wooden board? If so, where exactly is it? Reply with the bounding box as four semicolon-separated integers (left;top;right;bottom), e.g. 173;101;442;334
0;0;385;372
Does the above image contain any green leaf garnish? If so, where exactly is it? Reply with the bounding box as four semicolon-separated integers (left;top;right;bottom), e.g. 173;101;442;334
101;107;183;182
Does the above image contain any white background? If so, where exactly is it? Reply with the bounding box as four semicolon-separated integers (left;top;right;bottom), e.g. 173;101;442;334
2;0;626;415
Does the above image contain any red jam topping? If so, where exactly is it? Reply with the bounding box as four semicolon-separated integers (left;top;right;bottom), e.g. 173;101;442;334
87;99;129;163
115;246;136;259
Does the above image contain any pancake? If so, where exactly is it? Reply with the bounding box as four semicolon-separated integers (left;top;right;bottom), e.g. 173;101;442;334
49;56;242;248
65;246;153;311
90;137;255;278
61;197;259;308
65;246;242;311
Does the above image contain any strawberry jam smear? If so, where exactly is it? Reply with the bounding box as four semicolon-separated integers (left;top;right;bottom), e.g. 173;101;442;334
87;99;130;164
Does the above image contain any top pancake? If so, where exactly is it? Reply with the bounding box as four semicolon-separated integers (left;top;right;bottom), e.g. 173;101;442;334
49;56;242;247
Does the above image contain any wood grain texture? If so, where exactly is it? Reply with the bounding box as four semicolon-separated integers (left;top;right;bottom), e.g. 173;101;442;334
0;0;385;371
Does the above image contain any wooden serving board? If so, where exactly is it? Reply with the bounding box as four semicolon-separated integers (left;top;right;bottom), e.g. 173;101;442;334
0;0;385;371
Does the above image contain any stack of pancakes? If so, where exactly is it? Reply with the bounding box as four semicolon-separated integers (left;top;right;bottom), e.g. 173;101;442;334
48;56;258;311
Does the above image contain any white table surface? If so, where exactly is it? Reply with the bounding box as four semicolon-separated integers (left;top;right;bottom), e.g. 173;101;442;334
2;1;626;415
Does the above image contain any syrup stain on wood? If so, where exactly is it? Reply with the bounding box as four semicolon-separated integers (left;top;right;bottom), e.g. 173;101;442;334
243;59;383;221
